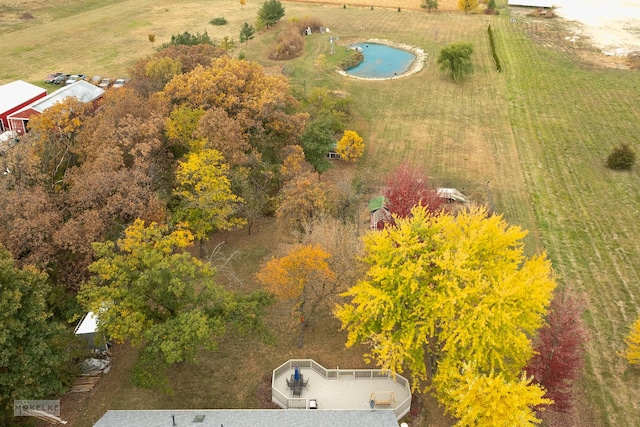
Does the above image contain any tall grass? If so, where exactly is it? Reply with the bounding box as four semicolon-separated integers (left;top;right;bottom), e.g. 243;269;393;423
496;17;640;427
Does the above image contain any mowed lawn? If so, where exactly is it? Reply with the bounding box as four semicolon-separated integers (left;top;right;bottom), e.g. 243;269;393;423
2;1;640;426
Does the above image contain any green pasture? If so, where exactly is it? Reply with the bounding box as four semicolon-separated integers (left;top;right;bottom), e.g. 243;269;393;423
1;1;640;426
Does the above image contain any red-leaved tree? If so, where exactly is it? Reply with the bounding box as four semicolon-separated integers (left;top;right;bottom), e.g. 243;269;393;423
384;162;444;219
526;290;589;412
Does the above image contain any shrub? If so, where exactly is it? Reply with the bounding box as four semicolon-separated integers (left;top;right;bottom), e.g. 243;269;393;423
338;51;364;70
210;17;227;25
269;27;304;60
159;31;215;50
606;143;636;170
289;16;323;34
487;24;501;72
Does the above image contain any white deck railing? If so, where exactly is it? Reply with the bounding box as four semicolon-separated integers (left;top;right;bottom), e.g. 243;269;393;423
272;359;412;420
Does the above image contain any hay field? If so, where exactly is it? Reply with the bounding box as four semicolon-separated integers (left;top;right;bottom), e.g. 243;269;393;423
2;1;640;426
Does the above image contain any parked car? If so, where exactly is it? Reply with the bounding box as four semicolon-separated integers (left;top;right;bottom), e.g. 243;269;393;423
90;75;102;85
65;74;86;85
112;78;126;89
45;72;63;84
52;74;70;84
98;78;112;89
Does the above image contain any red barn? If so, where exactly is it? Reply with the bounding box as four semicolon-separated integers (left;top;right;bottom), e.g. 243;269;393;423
0;80;47;132
7;81;104;135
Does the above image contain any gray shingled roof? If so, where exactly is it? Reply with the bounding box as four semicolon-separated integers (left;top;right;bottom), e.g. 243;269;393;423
94;409;400;427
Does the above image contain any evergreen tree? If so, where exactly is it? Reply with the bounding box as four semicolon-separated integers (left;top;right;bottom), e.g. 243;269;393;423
239;22;255;44
257;0;285;29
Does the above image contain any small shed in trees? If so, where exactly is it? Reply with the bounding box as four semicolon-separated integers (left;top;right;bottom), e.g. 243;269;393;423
0;80;47;132
436;187;467;203
74;312;108;351
368;196;392;230
326;142;341;159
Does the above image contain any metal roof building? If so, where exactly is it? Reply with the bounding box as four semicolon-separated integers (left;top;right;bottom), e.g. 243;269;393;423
0;80;47;132
7;80;103;135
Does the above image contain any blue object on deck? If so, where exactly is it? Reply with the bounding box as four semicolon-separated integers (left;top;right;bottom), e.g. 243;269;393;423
294;366;300;381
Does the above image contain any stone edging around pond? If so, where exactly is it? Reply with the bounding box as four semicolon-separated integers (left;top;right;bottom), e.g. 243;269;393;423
335;39;427;81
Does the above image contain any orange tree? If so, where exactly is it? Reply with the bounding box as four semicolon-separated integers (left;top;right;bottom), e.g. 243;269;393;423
256;244;336;348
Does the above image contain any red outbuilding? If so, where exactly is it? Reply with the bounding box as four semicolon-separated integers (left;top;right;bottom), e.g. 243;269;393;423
0;80;47;132
7;80;104;135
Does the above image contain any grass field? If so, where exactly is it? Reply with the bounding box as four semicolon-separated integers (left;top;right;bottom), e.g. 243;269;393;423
3;1;640;426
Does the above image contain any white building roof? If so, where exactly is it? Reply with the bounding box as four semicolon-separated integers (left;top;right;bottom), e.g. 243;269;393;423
28;80;103;113
0;80;46;115
75;311;99;335
508;0;554;7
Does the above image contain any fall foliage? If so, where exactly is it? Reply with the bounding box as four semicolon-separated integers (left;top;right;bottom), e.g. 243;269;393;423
173;149;245;243
161;56;307;163
256;244;336;347
336;130;365;162
384;162;444;218
526;290;588;412
623;316;640;365
335;206;556;421
436;363;552;427
276;146;328;229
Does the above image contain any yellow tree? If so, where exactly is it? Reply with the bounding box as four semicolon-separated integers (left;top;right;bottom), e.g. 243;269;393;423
335;206;556;420
164;105;206;152
623;317;640;365
458;0;478;13
174;149;245;254
256;244;336;347
336;130;365;162
436;362;552;426
144;57;182;88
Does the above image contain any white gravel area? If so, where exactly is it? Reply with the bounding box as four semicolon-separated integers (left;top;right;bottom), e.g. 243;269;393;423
552;0;640;54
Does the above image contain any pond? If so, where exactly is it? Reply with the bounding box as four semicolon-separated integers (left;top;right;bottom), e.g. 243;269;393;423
344;43;417;79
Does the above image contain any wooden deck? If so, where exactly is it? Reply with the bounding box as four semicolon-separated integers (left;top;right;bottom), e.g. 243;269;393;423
271;360;412;420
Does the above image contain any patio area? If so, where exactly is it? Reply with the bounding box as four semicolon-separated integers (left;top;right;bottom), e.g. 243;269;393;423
271;359;412;420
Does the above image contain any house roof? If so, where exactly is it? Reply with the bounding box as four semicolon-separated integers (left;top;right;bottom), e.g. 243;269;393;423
507;0;554;7
26;80;103;113
368;196;387;212
0;80;46;115
93;409;400;427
